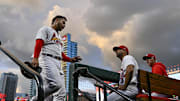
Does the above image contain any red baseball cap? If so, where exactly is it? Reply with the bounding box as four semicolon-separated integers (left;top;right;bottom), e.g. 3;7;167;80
143;53;156;60
113;45;129;54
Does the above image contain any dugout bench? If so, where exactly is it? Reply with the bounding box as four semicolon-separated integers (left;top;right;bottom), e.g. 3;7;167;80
136;70;180;101
69;63;180;101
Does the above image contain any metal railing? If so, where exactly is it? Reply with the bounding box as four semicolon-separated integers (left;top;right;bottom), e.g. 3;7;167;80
68;63;134;101
0;41;44;101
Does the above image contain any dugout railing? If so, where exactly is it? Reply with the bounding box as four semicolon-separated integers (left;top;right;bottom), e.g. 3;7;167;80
68;63;134;101
0;41;44;101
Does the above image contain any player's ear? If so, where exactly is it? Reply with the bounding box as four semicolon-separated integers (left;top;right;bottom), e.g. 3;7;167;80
55;18;60;22
52;18;58;25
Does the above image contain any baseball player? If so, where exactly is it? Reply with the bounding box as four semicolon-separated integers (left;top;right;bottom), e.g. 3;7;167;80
107;45;139;101
143;53;168;97
31;15;82;101
143;53;168;76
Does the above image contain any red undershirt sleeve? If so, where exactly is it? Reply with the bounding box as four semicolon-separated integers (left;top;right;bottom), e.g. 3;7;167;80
62;52;71;62
33;39;44;58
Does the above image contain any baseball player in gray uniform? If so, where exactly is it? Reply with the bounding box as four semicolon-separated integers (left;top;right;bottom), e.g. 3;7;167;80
31;15;82;101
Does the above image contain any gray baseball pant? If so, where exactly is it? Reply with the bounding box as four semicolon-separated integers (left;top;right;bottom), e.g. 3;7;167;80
107;85;138;101
31;55;66;101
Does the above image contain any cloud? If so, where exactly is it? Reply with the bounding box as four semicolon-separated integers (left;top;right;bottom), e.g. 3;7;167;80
44;5;89;41
0;0;61;94
0;0;93;94
44;5;104;67
84;0;180;36
86;19;134;71
78;45;88;55
0;5;42;62
0;0;43;9
82;0;180;71
1;0;180;94
131;9;180;66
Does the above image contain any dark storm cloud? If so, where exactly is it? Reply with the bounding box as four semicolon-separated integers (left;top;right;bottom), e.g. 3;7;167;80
84;0;180;36
131;9;180;67
0;0;68;94
84;0;180;70
0;0;62;66
0;5;39;62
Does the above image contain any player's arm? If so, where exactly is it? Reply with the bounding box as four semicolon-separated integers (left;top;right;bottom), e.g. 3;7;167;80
62;52;71;62
62;52;82;62
32;39;44;67
118;65;134;90
32;27;48;67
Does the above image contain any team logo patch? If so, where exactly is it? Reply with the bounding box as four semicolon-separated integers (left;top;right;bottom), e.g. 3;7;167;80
51;33;61;44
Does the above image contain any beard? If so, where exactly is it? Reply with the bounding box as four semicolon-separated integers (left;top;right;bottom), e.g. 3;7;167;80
57;23;63;31
116;53;123;58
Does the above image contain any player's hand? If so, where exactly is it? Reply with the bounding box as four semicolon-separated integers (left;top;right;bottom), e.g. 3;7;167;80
118;85;125;90
32;58;39;67
71;56;82;62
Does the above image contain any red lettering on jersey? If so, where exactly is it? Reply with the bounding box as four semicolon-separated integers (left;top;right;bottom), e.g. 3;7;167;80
51;33;56;40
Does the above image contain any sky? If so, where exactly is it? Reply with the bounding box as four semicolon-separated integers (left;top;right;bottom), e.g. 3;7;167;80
0;0;180;93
